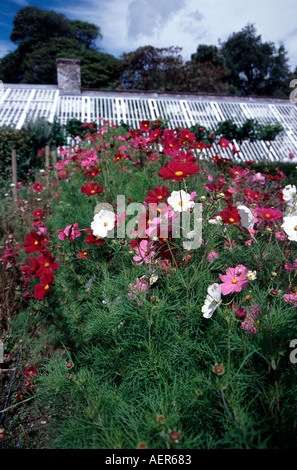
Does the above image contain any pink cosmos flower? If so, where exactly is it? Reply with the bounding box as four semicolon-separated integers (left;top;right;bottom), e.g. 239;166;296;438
133;240;157;265
241;304;262;335
255;208;282;222
284;293;297;307
207;251;220;262
57;223;81;242
247;172;265;185
219;264;249;295
127;277;149;306
284;259;297;270
55;162;64;170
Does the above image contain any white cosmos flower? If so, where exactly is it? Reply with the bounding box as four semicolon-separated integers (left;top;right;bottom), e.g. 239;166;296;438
167;190;194;213
91;210;115;238
202;283;222;319
148;274;158;285
283;185;297;204
281;216;297;242
237;205;254;230
246;270;257;280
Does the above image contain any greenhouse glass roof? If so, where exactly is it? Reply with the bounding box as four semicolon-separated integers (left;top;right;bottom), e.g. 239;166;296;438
1;83;297;162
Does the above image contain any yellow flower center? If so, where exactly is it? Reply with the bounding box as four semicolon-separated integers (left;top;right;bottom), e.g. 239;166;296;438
229;218;235;223
232;279;238;284
104;222;108;226
178;201;183;206
157;195;162;199
91;190;95;193
44;284;49;290
34;241;38;245
265;213;271;218
175;171;183;176
294;225;297;231
44;263;50;268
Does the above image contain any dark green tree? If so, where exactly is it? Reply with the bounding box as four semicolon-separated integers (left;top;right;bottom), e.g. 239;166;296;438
0;6;119;89
191;44;226;68
118;45;184;91
220;23;291;97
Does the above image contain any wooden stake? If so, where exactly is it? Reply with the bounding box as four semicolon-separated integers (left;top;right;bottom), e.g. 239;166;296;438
11;149;18;203
45;145;50;184
45;145;50;168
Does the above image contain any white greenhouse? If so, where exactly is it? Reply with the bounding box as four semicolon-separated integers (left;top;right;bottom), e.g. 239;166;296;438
1;58;297;163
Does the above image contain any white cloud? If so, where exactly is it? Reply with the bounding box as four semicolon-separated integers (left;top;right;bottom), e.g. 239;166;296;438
10;0;29;5
13;0;297;69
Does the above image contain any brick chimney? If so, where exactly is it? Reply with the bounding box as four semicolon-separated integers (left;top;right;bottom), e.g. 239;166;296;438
56;57;81;94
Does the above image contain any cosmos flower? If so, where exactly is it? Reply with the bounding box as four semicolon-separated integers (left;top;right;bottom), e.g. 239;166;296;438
158;161;200;182
237;205;255;231
57;223;81;242
90;210;116;238
133;240;157;265
81;181;104;196
219;264;249;295
202;283;222;319
255;208;282;222
281;216;297;241
167;190;195;213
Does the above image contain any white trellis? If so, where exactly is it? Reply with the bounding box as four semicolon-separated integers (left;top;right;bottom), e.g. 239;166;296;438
1;84;297;162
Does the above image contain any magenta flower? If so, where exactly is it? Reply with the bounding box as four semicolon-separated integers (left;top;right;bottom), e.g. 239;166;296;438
219;264;249;295
285;260;297;270
207;251;220;263
133;240;157;265
57;223;81;242
127;276;149;306
246;172;265;185
241;304;262;335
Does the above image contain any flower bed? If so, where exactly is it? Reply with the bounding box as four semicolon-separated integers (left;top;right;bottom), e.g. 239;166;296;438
1;119;297;449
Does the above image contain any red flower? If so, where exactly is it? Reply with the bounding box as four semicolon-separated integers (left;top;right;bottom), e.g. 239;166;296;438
173;150;196;163
139;120;151;132
179;129;196;145
161;131;181;156
255;208;282;222
158;161;200;182
23;230;49;254
24;366;38;378
76;249;89;258
219;206;241;225
33;183;44;192
244;188;262;202
145;185;170;204
83;228;105;246
219;138;230;149
33;209;43;217
35;250;60;277
81;181;103;196
32;272;54;301
148;128;162;143
83;167;101;178
20;255;40;286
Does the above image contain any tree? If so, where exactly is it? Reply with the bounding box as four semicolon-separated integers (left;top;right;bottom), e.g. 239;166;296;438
80;50;120;89
0;6;118;89
220;23;291;97
118;45;184;91
178;61;229;94
191;44;225;68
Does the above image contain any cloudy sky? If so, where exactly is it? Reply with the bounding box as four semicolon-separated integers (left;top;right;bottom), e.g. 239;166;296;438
1;0;297;69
